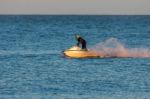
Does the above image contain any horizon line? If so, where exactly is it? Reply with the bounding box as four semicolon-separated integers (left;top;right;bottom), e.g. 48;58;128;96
0;14;150;16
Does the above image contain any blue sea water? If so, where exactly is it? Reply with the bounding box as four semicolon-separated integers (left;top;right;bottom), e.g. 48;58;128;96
0;15;150;99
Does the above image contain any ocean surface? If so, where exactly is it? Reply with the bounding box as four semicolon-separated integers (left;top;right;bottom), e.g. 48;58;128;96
0;15;150;99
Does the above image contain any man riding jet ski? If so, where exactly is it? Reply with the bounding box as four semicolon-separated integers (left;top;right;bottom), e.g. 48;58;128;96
63;34;101;58
75;35;87;50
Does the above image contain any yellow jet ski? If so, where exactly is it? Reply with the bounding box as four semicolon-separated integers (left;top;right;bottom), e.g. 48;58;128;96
63;46;103;58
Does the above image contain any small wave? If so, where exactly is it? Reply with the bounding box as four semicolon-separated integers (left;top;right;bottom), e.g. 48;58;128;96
0;50;60;56
90;38;150;58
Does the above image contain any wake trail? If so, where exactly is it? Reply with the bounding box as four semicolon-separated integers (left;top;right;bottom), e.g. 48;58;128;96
90;38;150;58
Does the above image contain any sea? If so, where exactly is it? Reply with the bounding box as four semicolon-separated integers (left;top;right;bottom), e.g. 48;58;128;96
0;15;150;99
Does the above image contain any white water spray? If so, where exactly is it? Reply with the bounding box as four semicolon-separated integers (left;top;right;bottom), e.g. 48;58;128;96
90;38;150;58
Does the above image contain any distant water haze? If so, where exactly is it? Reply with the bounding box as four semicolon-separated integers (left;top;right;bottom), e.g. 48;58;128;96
0;0;150;14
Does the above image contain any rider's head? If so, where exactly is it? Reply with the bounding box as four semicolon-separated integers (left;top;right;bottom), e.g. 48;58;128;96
75;34;80;40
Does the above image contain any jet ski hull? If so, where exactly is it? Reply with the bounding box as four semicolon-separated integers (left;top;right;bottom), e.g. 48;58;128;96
63;46;101;58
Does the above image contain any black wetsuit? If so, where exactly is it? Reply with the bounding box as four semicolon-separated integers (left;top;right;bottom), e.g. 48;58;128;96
77;37;87;50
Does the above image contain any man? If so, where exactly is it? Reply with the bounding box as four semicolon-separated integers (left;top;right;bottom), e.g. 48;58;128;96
75;35;87;50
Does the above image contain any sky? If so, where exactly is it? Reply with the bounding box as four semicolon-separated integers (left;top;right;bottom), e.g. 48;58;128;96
0;0;150;15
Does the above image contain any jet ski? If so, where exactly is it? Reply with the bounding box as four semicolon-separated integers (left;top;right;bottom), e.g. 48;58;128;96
63;46;102;58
